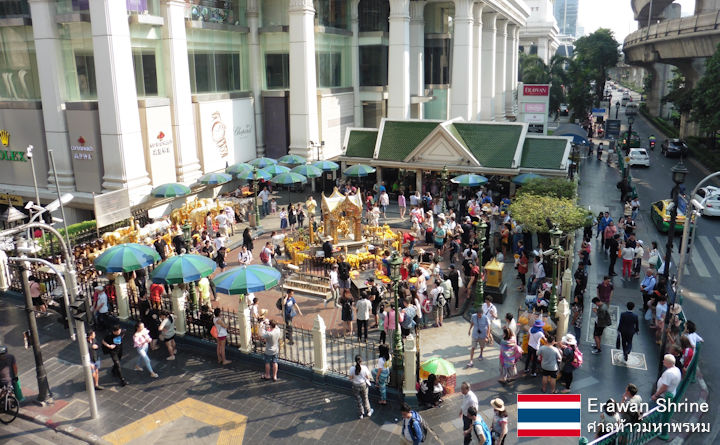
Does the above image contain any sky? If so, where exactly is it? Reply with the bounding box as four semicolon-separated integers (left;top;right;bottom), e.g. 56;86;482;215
578;0;696;42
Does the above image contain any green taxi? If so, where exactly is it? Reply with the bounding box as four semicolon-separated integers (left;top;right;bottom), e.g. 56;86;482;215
650;200;689;233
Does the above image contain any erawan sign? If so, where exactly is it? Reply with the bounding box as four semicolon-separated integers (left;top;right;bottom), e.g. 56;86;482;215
523;85;550;96
518;83;551;135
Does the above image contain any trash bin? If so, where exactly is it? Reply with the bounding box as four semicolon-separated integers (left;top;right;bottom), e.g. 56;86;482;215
249;213;256;227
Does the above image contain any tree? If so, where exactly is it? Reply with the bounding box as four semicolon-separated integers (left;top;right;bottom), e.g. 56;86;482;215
662;68;693;114
516;178;577;200
692;43;720;141
508;195;591;234
573;29;620;105
566;58;594;120
518;54;568;118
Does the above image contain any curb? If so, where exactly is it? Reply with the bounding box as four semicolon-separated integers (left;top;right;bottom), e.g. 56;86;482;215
16;407;111;445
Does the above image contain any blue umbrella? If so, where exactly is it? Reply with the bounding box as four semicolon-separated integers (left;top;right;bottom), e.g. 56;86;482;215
291;164;323;179
212;265;281;295
313;160;340;171
270;172;308;185
512;173;543;185
93;243;160;273
151;183;191;198
249;157;278;169
226;163;253;175
150;254;217;285
278;154;307;165
198;172;233;185
450;174;488;187
343;164;376;177
236;168;272;181
259;164;291;176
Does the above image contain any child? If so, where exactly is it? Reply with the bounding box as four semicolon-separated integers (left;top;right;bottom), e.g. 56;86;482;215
280;207;288;230
270;198;277;214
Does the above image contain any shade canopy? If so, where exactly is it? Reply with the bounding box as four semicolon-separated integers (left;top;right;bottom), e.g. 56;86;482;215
150;254;217;284
342;164;376;177
198;172;232;185
270;171;308;185
212;265;281;295
249;157;278;168
259;164;291;176
291;164;323;178
313;160;339;171
94;243;160;273
151;183;191;198
226;163;253;175
419;357;456;379
450;173;488;187
278;154;307;165
512;173;543;184
555;123;589;145
236;168;273;181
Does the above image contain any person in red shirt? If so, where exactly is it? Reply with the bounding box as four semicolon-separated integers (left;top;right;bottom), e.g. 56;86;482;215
149;282;164;308
403;231;416;253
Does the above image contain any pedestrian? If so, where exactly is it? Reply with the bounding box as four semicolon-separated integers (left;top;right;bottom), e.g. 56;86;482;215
603;221;618;254
467;307;491;367
215;246;227;272
372;344;391;405
260;319;281;381
648;241;661;270
597;212;612;245
524;319;545;376
337;255;352;290
490;398;509;445
558;334;579;393
329;264;340;307
384;303;397;342
685;320;703;349
632;240;644;278
355;292;371;341
571;294;584;340
92;284;110;330
592;297;612;354
465;406;492;445
153;234;168;261
401;402;426;445
349;355;374;419
654;294;668;343
482;296;498;321
86;330;103;390
132;322;158;378
619;384;644;423
448;264;461;309
596;275;614;305
517;251;529;291
213;308;231;365
205;211;214;237
279;207;288;230
296;204;305;228
430;280;446;327
158;310;177;360
617;302;639;361
101;325;127;386
288;204;297;232
621;242;634;277
538;334;561;393
640;269;656;312
398;191;407;219
607;234;620;276
238;245;253;265
459;381;479;445
498;327;520;384
651;354;682;401
282;289;302;344
341;290;354;336
259;186;270;216
680;335;694;375
400;297;418;337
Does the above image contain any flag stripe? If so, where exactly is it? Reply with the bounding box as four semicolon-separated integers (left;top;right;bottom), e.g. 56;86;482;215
518;429;582;437
517;401;581;409
517;422;581;430
518;409;580;423
517;394;582;402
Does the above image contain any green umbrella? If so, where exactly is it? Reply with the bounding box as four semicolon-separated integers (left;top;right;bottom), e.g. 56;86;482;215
270;172;308;185
259;164;291;176
93;243;160;273
512;173;543;185
150;254;217;285
313;160;339;171
419;357;456;379
342;164;376;177
212;265;281;295
236;168;272;181
151;183;191;198
226;163;253;175
278;154;307;165
291;164;323;179
450;174;488;187
249;157;278;169
198;172;233;185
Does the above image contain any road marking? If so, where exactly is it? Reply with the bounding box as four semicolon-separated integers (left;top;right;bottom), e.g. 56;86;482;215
690;247;712;278
683;291;717;313
697;235;720;275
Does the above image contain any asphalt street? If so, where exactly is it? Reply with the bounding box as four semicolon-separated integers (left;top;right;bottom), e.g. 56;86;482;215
600;84;720;444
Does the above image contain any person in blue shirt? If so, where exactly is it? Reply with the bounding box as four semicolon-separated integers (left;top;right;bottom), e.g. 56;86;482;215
598;212;613;249
640;269;657;312
401;402;425;444
282;290;303;345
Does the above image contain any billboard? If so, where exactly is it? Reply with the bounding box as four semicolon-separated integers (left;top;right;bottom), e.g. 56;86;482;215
518;83;550;135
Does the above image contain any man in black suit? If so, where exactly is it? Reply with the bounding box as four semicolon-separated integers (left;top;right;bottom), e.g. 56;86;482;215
607;234;620;276
617;302;640;361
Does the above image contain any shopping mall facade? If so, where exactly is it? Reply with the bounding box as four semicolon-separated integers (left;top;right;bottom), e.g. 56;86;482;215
0;0;531;222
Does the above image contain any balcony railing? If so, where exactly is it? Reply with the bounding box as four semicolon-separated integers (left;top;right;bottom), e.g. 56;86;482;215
56;0;160;16
624;10;720;47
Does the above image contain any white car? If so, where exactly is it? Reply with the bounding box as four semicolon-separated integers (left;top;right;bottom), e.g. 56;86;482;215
694;186;720;217
628;148;650;167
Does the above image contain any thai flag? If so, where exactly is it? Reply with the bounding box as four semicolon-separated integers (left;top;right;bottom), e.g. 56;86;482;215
517;394;581;437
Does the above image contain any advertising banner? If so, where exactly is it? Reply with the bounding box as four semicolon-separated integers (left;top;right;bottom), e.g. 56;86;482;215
140;105;176;187
518;83;550;136
195;98;256;173
65;109;104;193
0;108;49;189
94;188;131;228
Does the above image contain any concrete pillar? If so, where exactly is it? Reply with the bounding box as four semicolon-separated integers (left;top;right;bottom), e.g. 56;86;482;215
505;24;517;116
561;268;572;300
415;169;423;194
376;166;383;189
513;27;521;115
450;0;474;120
556;291;570;340
247;0;266;157
480;12;497;120
238;307;252;353
114;274;130;320
28;0;75;191
90;0;152;203
472;4;484;120
410;1;426;119
644;65;662;116
163;0;202;183
312;315;328;374
171;284;187;335
403;333;417;396
351;0;363;126
388;0;411;119
494;19;508;121
288;0;319;159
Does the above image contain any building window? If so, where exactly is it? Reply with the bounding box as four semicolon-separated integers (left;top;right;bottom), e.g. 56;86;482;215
265;53;289;89
359;0;389;32
425;38;451;85
0;0;30;18
316;52;342;87
74;53;97;99
0;26;41;100
133;53;159;96
359;45;387;86
261;0;289;27
188;52;243;93
424;2;454;34
314;0;348;29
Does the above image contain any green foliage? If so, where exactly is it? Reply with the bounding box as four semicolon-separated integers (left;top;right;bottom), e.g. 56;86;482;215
509;195;591;234
567;58;594;120
519;54;568;118
662;68;693;114
572;29;620;106
692;43;720;137
516;178;577;200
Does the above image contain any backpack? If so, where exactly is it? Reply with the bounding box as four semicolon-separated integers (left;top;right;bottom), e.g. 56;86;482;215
401;306;417;329
436;289;447;308
473;418;493;445
408;412;429;443
571;346;583;369
260;249;270;263
598;306;611;327
276;297;283;311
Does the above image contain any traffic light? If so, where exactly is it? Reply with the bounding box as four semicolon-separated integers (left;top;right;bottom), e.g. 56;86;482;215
69;298;87;321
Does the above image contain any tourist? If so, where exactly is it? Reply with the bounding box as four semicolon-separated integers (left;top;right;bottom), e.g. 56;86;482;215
238;245;253;266
467;307;491;367
685;320;703;349
87;330;103;390
242;227;253;251
348;355;373;419
279;207;288;230
490;398;509;445
372;344;391;405
329;264;340;307
260;319;281;381
341;290;354;336
132;322;158;378
259;186;271;216
158;310;177;361
398;191;407;219
571;294;584;341
288;204;297;232
538;334;561;393
355;293;371;342
558;334;579;392
465;406;492;445
384;303;397;343
260;242;273;266
213;308;231;365
592;297;612;354
618;302;639;361
417;373;444;408
102;325;127;386
282;289;302;344
459;381;479;445
498;327;520;384
525;319;545;376
401;402;426;444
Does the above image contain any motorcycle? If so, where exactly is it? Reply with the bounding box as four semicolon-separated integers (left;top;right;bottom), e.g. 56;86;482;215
597;146;603;160
649;140;656;151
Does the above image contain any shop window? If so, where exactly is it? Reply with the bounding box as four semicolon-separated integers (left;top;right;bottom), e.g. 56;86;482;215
358;0;388;32
0;26;41;100
133;53;160;97
314;0;348;29
261;0;289;27
74;53;97;99
424;2;454;34
188;52;242;93
265;53;289;89
359;45;387;86
316;52;342;88
424;38;451;85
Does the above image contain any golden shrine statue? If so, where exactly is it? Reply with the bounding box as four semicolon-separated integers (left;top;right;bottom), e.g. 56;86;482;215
321;188;363;244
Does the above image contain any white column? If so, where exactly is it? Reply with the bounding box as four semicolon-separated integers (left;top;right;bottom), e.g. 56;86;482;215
28;0;75;191
505;23;516;116
163;0;202;183
171;285;187;335
238;307;252;353
312;315;328;374
480;12;497;120
538;38;548;64
512;27;520;115
388;0;411;119
351;0;362;126
376;166;383;188
113;274;130;320
403;333;418;396
410;1;426;119
89;0;152;203
288;0;319;159
494;19;508;121
472;4;484;120
247;0;266;156
450;0;474;120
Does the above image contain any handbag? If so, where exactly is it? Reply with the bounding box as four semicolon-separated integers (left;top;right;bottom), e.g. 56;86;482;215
13;378;23;402
210;325;218;338
616;334;621;349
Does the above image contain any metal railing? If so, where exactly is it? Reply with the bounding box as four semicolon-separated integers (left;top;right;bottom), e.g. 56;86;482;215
326;333;381;376
624;10;720;47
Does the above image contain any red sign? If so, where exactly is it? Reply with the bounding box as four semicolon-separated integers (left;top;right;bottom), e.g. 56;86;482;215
523;85;549;96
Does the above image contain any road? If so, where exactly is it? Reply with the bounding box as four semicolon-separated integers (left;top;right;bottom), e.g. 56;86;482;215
0;417;87;444
603;84;720;444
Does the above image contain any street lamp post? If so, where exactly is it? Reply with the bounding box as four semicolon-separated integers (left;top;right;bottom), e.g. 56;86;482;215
388;251;404;388
615;101;620;119
548;225;563;317
474;219;488;309
625;116;635;156
656;161;688;381
440;166;448;213
253;169;262;229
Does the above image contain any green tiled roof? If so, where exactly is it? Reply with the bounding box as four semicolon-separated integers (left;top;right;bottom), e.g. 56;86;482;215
345;130;378;158
450;123;522;168
520;137;568;169
376;121;439;161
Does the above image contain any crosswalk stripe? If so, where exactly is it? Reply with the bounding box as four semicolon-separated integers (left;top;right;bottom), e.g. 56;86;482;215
690;246;712;278
697;235;720;275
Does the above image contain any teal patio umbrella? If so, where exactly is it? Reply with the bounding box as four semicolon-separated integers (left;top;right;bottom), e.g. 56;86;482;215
236;168;272;181
226;162;253;175
212;265;281;295
198;172;233;185
270;171;308;185
93;243;160;273
342;164;376;177
313;160;339;171
450;174;488;187
512;173;543;185
150;254;217;285
151;183;191;198
291;164;323;178
278;154;307;165
249;157;278;169
259;164;291;176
